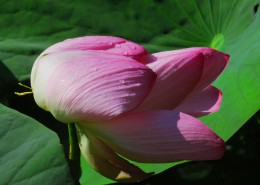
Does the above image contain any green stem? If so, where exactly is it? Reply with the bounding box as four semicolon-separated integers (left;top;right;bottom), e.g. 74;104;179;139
67;123;81;180
68;123;75;160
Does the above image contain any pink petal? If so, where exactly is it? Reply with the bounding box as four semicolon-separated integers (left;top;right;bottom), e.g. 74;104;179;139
135;52;204;111
189;48;229;91
42;36;148;61
174;86;223;117
76;124;153;182
151;47;229;90
32;50;155;123
86;110;225;163
135;47;229;111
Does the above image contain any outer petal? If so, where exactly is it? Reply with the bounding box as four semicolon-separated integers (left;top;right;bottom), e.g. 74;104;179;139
174;86;223;117
136;47;229;111
41;36;148;61
86;110;225;163
136;52;204;111
147;47;229;91
32;51;155;123
188;48;229;91
76;124;153;182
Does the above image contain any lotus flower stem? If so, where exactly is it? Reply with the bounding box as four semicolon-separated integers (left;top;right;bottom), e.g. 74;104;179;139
68;123;75;160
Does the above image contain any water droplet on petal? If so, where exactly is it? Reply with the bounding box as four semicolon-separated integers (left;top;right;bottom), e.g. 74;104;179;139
91;67;97;72
131;46;136;50
119;79;126;84
137;70;144;74
115;44;121;48
124;51;129;55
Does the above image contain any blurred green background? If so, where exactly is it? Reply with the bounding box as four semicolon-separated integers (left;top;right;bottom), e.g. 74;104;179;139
0;0;260;184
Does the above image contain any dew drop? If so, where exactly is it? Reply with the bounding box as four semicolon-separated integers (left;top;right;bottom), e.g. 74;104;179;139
131;46;136;50
124;51;129;55
137;70;144;74
91;67;97;72
119;79;126;84
128;65;135;69
115;44;121;48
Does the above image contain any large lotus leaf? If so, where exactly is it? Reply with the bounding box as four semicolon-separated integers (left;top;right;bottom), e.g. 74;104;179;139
142;0;260;141
147;0;260;141
0;0;170;81
201;5;260;141
0;104;74;185
143;0;259;170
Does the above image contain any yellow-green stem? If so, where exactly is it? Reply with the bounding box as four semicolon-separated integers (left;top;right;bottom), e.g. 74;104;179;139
68;123;74;160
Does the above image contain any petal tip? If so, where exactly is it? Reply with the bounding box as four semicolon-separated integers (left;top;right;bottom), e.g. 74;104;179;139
214;137;226;159
224;53;230;65
116;171;154;183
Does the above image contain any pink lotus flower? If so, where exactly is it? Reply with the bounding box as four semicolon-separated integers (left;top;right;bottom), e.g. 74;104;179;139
31;36;229;182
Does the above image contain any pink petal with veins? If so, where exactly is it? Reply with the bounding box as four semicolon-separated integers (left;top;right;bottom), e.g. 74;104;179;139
41;36;148;61
147;47;229;91
136;52;204;111
86;110;225;163
175;85;223;117
135;47;229;111
32;50;155;123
